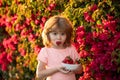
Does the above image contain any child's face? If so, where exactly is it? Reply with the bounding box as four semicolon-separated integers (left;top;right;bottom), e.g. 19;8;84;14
49;29;67;49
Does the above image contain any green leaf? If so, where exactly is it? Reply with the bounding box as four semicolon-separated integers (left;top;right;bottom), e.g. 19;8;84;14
96;20;102;25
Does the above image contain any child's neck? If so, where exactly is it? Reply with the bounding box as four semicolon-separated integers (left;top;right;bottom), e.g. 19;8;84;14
51;45;66;49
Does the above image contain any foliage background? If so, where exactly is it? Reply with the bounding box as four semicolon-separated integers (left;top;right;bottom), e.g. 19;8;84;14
0;0;120;80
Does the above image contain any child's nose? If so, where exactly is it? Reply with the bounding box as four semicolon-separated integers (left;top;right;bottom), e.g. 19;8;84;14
57;34;61;39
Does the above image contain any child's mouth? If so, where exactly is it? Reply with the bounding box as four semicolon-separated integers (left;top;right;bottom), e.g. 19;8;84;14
56;41;61;45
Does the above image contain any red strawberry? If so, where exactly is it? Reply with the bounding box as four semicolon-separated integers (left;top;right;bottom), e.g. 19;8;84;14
62;56;74;64
56;41;61;45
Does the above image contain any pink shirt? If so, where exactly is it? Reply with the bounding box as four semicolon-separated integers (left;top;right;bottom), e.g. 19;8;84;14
37;45;79;80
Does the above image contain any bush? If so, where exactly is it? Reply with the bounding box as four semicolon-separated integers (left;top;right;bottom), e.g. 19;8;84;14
0;0;120;80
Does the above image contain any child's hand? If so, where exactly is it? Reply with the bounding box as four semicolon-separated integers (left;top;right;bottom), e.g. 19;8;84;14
59;68;71;74
72;64;83;74
58;66;71;74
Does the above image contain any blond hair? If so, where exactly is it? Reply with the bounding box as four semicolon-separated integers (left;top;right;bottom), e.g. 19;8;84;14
42;15;73;47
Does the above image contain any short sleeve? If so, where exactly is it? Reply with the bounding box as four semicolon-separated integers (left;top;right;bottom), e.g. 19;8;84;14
37;48;48;64
71;45;80;60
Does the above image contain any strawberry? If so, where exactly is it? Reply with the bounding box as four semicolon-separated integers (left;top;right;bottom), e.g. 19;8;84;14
56;41;61;45
62;56;74;64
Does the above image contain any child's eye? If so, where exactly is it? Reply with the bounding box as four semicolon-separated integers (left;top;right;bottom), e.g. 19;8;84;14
61;33;65;35
53;32;57;35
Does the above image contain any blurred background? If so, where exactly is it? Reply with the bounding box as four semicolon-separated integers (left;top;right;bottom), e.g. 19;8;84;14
0;0;120;80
